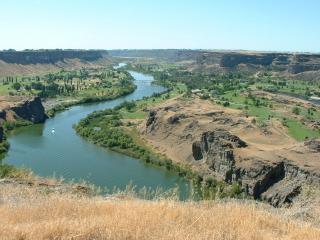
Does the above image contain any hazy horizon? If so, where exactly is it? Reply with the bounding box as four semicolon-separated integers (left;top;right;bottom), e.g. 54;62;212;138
1;48;319;55
1;0;319;52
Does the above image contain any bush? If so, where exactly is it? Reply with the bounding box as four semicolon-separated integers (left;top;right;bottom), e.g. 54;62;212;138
12;82;21;91
223;101;230;107
292;106;300;115
0;164;17;178
230;183;243;198
0;141;10;154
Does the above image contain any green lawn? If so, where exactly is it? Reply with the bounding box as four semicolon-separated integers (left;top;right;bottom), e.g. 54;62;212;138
220;89;320;141
121;111;146;119
0;85;10;95
247;106;273;122
284;119;320;141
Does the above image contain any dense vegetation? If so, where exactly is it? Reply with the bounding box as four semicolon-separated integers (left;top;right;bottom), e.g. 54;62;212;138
1;68;135;100
0;141;10;155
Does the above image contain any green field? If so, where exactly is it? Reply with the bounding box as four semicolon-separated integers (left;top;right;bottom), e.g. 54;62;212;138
0;68;134;101
283;118;320;141
218;88;320;141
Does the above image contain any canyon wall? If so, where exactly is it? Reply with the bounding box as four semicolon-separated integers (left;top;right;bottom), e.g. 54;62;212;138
110;49;320;74
0;50;108;65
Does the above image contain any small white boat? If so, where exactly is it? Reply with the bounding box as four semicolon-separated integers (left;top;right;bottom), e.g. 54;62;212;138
51;128;55;134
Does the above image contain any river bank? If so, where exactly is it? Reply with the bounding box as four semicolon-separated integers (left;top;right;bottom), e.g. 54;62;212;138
44;84;136;117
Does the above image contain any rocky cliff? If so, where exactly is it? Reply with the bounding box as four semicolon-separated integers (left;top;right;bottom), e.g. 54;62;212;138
0;49;108;65
192;130;247;182
142;98;320;207
0;96;47;124
10;97;47;123
191;131;320;206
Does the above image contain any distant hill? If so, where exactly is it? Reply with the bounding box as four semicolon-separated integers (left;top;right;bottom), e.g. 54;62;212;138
0;49;109;64
109;49;320;75
109;49;206;61
0;49;111;76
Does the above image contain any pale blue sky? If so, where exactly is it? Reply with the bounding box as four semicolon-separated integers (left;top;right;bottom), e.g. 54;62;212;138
0;0;319;52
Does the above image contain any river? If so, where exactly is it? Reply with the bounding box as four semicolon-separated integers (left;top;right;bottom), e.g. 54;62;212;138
2;65;189;196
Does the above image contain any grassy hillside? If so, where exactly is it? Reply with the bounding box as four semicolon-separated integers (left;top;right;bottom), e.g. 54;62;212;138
1;183;319;240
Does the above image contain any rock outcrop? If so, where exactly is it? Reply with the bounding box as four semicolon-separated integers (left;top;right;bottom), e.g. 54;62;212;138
0;97;47;124
237;160;285;199
261;180;302;207
146;110;157;132
192;130;247;182
304;139;320;152
10;97;47;123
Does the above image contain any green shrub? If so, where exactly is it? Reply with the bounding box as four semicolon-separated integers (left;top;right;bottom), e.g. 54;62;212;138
292;106;300;115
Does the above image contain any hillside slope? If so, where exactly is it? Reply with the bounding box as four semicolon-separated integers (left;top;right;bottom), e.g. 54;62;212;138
0;50;111;76
1;181;319;240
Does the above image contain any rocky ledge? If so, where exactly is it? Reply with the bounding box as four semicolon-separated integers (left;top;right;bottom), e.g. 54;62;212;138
10;96;47;123
0;96;47;143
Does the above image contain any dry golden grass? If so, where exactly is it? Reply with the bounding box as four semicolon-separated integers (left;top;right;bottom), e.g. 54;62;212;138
1;184;320;240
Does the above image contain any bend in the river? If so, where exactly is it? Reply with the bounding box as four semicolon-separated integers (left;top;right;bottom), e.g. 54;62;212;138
3;64;189;196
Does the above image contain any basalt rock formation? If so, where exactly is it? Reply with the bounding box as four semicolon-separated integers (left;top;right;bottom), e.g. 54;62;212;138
0;97;47;124
192;130;247;182
11;97;47;123
192;131;320;206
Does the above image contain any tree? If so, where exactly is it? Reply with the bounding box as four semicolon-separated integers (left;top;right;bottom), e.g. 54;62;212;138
12;82;21;91
223;101;230;107
31;82;44;90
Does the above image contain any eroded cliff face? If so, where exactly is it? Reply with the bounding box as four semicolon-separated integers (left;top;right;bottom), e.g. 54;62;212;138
142;98;320;207
10;97;47;123
192;130;247;182
220;53;320;74
0;96;47;124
